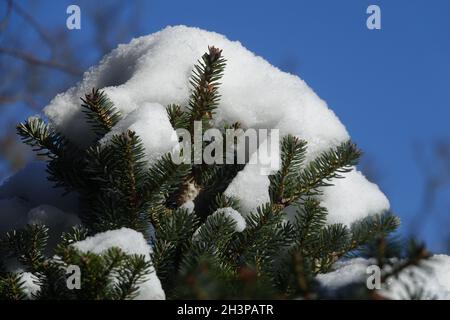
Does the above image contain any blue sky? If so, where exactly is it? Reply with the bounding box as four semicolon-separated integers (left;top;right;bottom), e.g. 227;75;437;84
1;0;449;251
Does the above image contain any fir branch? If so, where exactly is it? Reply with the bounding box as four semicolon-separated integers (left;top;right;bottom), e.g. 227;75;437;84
276;249;318;298
229;204;294;277
344;213;401;257
144;204;171;230
173;255;240;299
32;260;70;300
17;117;87;192
380;240;430;284
152;208;199;291
56;246;143;300
209;194;241;214
282;141;362;206
8;46;424;301
269;135;307;204
151;240;176;283
168;47;237;210
187;46;226;133
313;224;350;273
145;154;192;206
58;226;89;247
112;254;152;300
293;198;327;249
112;131;147;228
47;156;88;192
5;224;49;272
17;117;64;159
180;211;239;274
0;273;27;300
81;88;121;137
166;104;190;130
83;130;151;232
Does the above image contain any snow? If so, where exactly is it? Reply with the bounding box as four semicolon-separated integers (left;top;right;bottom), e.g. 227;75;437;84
0;25;448;300
27;205;80;231
73;227;151;256
0;162;81;242
316;258;370;295
72;227;165;300
0;161;79;212
0;25;389;234
41;25;388;225
224;155;271;215
431;254;450;293
181;200;195;214
224;133;279;215
20;272;40;299
318;169;390;226
100;102;179;165
317;255;450;299
213;207;246;232
383;254;450;300
193;207;246;241
0;199;80;249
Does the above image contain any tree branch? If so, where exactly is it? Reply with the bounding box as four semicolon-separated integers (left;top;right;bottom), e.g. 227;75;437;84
0;47;82;76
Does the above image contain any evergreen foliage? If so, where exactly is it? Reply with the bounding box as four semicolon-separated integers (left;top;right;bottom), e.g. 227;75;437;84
81;88;121;137
1;46;431;300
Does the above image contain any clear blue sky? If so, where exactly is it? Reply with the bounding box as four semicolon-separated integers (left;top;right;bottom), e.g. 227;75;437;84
1;0;450;252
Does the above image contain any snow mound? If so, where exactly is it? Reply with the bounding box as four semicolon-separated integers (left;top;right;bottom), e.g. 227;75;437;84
224;160;270;215
42;25;389;225
316;258;370;290
73;228;165;300
0;199;80;249
225;132;277;215
0;162;81;243
100;102;179;165
319;169;390;226
20;272;40;299
0;162;79;212
317;255;450;299
181;200;195;214
213;207;246;232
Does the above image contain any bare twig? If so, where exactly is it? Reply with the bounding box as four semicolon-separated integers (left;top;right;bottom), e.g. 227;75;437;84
7;0;55;51
0;93;40;109
410;140;450;235
0;47;82;76
0;0;12;31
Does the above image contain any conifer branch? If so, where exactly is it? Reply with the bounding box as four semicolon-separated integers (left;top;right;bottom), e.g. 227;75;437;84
81;88;121;137
166;104;190;130
229;204;294;277
152;208;199;292
82;131;149;232
281;141;361;206
145;154;192;205
270;135;307;204
17;117;87;192
180;211;238;276
0;273;27;300
113;254;152;300
5;224;49;272
293;198;327;249
187;46;226;133
343;213;401;257
17;117;65;159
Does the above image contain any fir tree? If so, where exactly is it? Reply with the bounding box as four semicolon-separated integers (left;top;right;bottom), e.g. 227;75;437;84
1;46;431;300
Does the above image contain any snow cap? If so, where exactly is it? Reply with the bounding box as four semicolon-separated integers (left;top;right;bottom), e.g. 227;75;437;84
40;25;389;225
